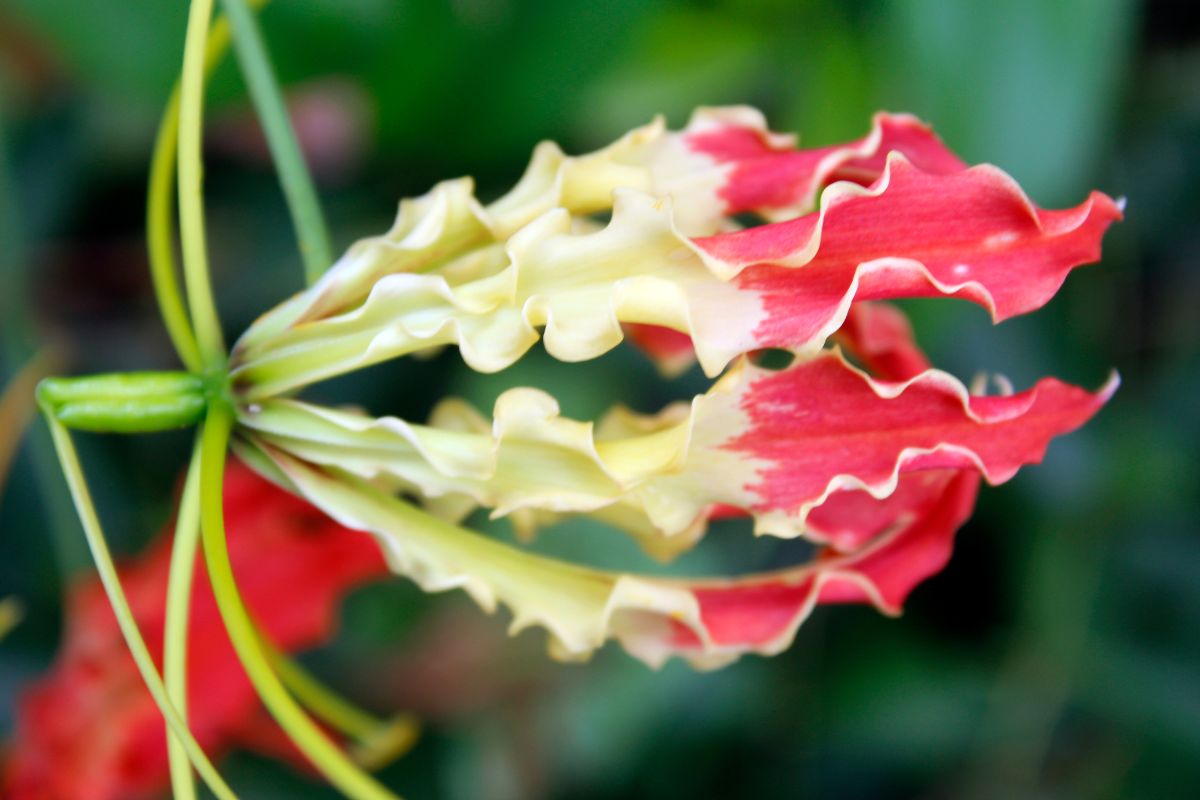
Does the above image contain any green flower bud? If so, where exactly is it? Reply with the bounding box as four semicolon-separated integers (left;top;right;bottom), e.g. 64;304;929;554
37;372;209;433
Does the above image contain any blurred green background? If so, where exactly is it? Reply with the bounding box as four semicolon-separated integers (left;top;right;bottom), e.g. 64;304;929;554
1;0;1197;798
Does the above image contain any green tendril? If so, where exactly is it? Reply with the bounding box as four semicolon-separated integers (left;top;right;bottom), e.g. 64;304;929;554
40;408;239;800
148;0;272;374
260;636;421;768
199;404;403;800
164;442;205;800
222;0;333;286
179;0;227;368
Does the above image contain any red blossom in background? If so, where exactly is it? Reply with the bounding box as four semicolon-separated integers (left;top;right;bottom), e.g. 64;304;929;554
3;461;389;800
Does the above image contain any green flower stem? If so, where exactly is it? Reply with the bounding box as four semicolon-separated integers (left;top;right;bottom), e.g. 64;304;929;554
164;442;205;800
261;636;380;739
261;633;421;769
222;0;333;286
256;620;420;768
179;0;227;368
148;29;231;376
40;409;238;800
349;716;422;773
198;403;402;800
148;0;270;374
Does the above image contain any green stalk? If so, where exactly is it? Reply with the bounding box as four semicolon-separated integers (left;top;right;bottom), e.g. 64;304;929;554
221;0;333;286
40;411;238;799
163;442;205;800
260;633;421;768
147;0;271;374
198;404;402;800
179;0;227;367
262;636;380;739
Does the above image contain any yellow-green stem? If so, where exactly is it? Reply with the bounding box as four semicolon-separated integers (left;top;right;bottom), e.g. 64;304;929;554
198;403;402;800
261;636;379;738
164;442;205;800
222;0;333;286
147;0;270;374
40;410;238;800
259;624;420;768
179;0;227;367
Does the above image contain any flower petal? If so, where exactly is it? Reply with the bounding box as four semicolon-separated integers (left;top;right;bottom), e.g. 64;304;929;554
253;445;978;669
832;301;931;381
804;470;962;552
702;154;1122;329
704;303;948;552
684;108;965;219
626;297;932;381
673;470;981;662
723;352;1117;534
791;302;940;551
239;350;1112;555
622;322;699;378
235;155;1119;398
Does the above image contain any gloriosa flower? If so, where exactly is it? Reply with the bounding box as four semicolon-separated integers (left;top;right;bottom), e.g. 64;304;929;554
220;106;1118;669
28;9;1120;788
3;462;391;800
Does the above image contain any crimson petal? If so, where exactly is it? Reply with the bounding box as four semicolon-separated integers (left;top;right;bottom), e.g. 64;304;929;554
687;112;966;217
693;156;1122;355
724;351;1116;519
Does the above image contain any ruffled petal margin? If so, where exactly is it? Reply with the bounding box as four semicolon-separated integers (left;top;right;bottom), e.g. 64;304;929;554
238;349;1114;555
234;156;1120;398
250;443;979;670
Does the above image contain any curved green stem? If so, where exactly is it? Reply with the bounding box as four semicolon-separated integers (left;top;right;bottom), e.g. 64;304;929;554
40;409;238;800
199;403;402;800
222;0;333;286
261;637;379;739
148;0;271;374
164;441;205;800
179;0;227;367
148;27;232;375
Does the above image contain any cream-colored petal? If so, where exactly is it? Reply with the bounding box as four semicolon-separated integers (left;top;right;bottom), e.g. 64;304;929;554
232;190;764;399
253;444;922;670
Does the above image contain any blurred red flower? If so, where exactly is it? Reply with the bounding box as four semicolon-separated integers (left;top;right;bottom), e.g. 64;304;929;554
3;460;390;800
